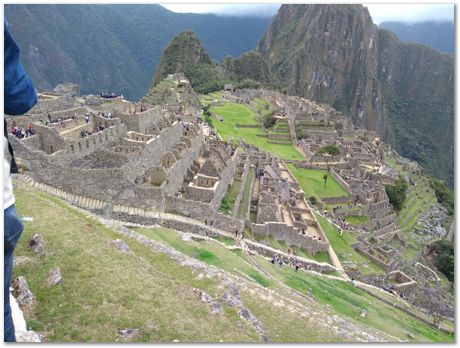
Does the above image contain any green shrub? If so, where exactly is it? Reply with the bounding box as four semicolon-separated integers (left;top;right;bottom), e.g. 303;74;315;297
432;240;454;282
385;177;408;211
428;177;454;215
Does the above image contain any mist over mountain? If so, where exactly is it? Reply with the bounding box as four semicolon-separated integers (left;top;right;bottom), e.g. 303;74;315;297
4;4;271;100
379;21;454;54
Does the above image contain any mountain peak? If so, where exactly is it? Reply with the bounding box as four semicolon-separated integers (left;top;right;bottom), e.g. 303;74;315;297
151;30;212;87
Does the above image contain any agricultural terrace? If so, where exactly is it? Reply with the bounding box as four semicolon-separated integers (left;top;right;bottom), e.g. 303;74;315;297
286;164;349;199
209;103;304;160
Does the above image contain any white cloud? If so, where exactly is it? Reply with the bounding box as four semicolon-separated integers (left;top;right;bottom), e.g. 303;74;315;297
365;4;454;24
160;3;281;17
160;3;454;23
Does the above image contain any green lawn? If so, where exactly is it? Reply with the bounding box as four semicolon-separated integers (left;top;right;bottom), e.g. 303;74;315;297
314;213;384;275
344;215;370;225
396;175;437;246
12;183;452;343
134;226;272;288
209;103;303;160
286;164;349;199
13;186;260;342
252;255;453;343
219;179;242;214
237;167;255;219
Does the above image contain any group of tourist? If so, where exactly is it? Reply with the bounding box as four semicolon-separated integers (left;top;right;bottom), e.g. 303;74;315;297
10;124;34;139
100;92;119;99
270;248;302;271
80;123;105;138
45;113;75;126
98;112;113;119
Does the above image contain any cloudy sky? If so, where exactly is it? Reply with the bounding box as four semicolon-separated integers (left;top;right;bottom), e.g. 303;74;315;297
160;3;454;24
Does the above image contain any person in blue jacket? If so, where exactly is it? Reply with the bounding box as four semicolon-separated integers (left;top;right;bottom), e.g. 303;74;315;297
4;20;37;342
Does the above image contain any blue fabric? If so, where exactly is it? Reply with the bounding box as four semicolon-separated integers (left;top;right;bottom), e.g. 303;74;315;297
4;20;37;342
4;205;24;342
4;21;37;115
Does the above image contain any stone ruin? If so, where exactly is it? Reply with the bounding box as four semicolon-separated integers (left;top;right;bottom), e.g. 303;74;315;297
8;76;236;216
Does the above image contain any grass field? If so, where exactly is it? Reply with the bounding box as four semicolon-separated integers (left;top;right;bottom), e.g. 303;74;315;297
397;175;437;239
314;213;384;275
286;164;349;199
344;215;370;225
209;103;303;160
237;167;255;219
13;187;259;342
252;256;453;343
11;183;452;342
219;179;242;215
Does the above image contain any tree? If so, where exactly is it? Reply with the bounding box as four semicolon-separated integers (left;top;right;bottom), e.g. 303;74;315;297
316;144;340;171
323;174;328;187
432;240;454;282
385;176;408;211
428;176;454;215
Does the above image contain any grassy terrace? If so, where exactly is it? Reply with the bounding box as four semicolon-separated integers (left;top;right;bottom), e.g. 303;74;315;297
286;164;349;199
209;103;303;160
251;255;453;343
314;213;384;275
397;175;437;239
344;215;370;225
237;167;255;219
219;179;242;214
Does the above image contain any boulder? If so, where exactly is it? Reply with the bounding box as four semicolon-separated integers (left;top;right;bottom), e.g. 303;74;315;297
46;267;62;286
29;234;43;253
16;331;42;343
13;256;33;268
117;328;139;340
11;276;36;310
112;239;130;253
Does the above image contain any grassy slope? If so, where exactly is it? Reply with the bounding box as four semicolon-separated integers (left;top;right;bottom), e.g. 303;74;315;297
314;213;385;275
286;164;349;199
13;187;258;342
252;255;453;343
11;184;452;342
209;103;303;160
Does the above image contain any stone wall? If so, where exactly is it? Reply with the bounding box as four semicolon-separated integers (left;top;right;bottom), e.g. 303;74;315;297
321;196;352;204
13;137;163;208
245;240;336;273
118;107;164;134
125;121;185;182
165;196;214;218
330;167;352;194
233;160;250;217
209;150;240;211
63;123;127;160
161;131;204;196
250;222;329;254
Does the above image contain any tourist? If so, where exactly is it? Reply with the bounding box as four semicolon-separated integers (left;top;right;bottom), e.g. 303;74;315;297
4;20;38;342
